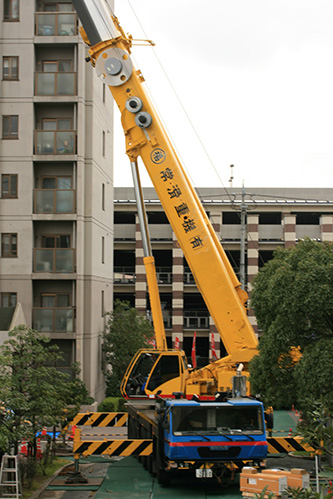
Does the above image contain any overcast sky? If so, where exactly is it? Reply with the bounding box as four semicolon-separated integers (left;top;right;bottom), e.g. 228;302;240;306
112;0;333;190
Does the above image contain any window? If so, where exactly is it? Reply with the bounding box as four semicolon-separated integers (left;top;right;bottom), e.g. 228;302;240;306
4;0;19;20
41;293;70;307
3;56;18;80
43;60;72;72
101;290;104;316
103;83;106;103
1;233;17;257
42;176;71;189
1;174;17;198
102;183;105;211
42;234;70;248
2;115;18;139
1;292;17;307
42;118;71;130
102;236;105;263
102;130;105;156
43;2;73;12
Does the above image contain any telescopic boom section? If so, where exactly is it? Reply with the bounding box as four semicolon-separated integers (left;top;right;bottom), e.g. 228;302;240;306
73;0;258;363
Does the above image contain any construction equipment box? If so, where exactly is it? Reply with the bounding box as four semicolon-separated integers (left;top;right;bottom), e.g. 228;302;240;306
240;468;288;495
262;468;310;489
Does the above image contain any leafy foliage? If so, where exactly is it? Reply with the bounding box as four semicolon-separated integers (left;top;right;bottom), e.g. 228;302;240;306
249;239;333;409
103;300;154;396
282;486;333;499
297;398;333;456
0;325;92;455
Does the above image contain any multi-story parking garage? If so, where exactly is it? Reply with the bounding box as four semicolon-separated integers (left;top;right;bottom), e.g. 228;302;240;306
114;186;333;366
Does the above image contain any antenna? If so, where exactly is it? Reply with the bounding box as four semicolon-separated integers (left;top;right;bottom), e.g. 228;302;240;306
229;164;234;187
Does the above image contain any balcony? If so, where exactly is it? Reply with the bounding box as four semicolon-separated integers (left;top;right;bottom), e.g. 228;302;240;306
34;248;75;273
183;311;209;329
35;72;76;96
33;307;75;333
114;267;135;284
35;12;77;36
35;130;76;155
34;189;75;214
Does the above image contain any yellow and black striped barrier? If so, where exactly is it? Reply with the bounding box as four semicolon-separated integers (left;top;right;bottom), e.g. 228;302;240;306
73;432;152;458
267;436;315;454
69;412;128;428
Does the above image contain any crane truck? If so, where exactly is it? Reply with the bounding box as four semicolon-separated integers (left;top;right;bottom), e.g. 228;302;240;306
72;0;268;484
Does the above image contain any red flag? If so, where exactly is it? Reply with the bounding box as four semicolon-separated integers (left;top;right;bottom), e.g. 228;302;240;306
191;332;197;368
148;337;156;348
175;336;179;350
211;333;218;361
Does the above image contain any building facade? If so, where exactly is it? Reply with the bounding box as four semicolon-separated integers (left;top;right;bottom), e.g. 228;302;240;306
0;0;114;404
114;186;333;367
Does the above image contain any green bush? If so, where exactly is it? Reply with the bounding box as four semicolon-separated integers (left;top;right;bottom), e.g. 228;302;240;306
97;397;128;413
97;397;117;412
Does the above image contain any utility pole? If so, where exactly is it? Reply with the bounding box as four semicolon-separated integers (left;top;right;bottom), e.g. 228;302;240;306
239;182;247;290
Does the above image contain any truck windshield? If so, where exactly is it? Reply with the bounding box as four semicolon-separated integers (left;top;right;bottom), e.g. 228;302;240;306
172;405;264;435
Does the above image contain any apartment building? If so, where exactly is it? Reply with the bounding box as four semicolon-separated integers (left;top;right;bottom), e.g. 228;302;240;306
0;0;114;404
114;186;333;367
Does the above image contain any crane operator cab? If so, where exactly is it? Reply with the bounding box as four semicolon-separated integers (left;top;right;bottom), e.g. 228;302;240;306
121;349;189;398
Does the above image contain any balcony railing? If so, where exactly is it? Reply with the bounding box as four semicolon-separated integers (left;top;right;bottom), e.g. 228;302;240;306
156;267;172;284
114;267;135;284
183;311;209;329
33;307;75;333
35;12;77;36
35;130;76;155
35;72;76;96
34;248;75;273
34;189;75;214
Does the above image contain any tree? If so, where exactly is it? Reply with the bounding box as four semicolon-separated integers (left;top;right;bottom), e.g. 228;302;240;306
249;239;333;409
0;325;92;456
103;300;154;396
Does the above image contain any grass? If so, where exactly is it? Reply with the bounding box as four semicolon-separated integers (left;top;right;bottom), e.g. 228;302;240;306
21;457;71;498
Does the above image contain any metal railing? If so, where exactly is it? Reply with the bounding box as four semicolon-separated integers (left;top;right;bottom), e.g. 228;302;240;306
34;248;75;273
183;311;209;329
34;130;76;155
184;271;195;284
35;12;77;36
34;189;75;214
114;267;135;284
156;267;172;284
33;307;75;333
35;72;76;96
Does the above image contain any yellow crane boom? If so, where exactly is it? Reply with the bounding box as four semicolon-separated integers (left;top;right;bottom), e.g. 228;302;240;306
73;0;258;397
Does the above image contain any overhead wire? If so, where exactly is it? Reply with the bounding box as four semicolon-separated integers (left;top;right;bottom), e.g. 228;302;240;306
112;1;308;284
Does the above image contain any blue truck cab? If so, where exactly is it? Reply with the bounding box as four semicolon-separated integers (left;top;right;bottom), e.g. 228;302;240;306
157;396;267;480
